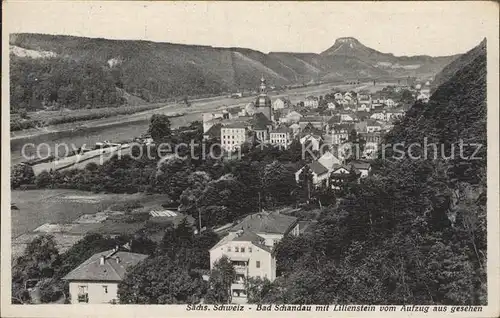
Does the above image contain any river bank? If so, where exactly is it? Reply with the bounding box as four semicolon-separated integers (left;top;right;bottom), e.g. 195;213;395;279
10;82;358;165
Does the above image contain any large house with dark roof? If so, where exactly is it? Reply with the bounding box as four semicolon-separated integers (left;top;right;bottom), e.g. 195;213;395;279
63;247;148;304
209;212;298;303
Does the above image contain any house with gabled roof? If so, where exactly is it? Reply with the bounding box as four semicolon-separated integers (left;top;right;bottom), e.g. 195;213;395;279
299;133;323;151
203;123;222;140
298;116;325;131
210;212;298;303
272;97;291;111
280;110;303;124
366;119;383;133
295;160;331;188
63;247;148;304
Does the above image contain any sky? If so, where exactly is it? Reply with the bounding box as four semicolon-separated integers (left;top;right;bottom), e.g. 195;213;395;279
4;1;497;57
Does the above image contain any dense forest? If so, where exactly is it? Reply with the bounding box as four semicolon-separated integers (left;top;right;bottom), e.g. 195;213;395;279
10;55;124;112
265;39;487;305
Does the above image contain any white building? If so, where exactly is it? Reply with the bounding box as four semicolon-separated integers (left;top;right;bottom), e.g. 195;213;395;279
209;212;299;303
63;248;148;304
272;98;290;111
299;134;322;151
221;123;248;152
366;119;383;133
269;126;292;149
304;96;319;108
295;160;331;187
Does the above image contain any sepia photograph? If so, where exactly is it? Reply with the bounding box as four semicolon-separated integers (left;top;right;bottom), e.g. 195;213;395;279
1;1;499;317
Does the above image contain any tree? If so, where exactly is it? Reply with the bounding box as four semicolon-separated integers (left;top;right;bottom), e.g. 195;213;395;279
155;157;192;201
11;163;35;188
35;170;52;188
148;114;172;144
245;276;272;303
178;171;211;221
12;235;60;303
118;255;207;304
205;256;235;304
261;161;297;208
297;165;313;203
54;233;126;279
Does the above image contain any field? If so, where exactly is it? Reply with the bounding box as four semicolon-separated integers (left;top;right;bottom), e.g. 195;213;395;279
10;189;154;238
11;103;168;131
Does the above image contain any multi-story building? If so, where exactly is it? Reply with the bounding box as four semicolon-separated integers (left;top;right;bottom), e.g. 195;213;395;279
221;123;248;152
366;119;383;133
331;124;352;145
209;212;299;303
272;98;290;111
299;133;323;151
304;96;319;108
298;116;325;130
63;248;148;304
269;126;292;149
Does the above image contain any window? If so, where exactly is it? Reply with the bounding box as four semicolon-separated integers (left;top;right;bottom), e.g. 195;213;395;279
241;247;245;253
103;285;108;293
235;247;239;252
256;261;261;268
249;247;252;253
78;286;87;294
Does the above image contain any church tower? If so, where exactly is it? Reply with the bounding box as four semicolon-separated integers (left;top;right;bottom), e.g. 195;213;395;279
254;76;272;120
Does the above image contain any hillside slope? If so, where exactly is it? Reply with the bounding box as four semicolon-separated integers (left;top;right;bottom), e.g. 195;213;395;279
10;33;458;109
431;38;486;91
265;39;487;305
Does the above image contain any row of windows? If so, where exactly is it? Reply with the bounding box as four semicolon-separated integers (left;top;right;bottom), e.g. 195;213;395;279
270;133;288;138
228;246;252;253
222;140;243;145
78;285;108;294
222;129;245;133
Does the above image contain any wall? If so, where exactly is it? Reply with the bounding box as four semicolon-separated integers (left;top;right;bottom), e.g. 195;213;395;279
210;240;276;282
69;281;119;304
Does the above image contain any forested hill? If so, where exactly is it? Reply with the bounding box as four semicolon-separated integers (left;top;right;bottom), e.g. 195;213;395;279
268;40;486;305
431;38;486;92
9;33;457;111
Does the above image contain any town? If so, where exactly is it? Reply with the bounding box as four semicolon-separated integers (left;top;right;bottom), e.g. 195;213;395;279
11;76;434;305
7;3;488;309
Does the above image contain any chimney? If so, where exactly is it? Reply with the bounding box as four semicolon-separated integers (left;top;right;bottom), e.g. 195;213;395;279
116;256;121;264
100;256;105;265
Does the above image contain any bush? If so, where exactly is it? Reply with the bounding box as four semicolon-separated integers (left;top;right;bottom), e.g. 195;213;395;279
38;279;64;303
35;170;52;188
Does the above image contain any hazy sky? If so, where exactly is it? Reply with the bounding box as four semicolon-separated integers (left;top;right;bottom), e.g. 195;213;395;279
5;1;497;56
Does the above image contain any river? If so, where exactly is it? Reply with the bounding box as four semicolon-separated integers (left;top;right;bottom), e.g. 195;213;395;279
10;82;358;164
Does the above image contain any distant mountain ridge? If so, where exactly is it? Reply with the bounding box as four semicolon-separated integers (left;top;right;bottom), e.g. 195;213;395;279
10;33;460;100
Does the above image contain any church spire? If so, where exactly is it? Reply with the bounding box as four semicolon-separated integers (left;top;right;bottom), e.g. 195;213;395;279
259;76;267;96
